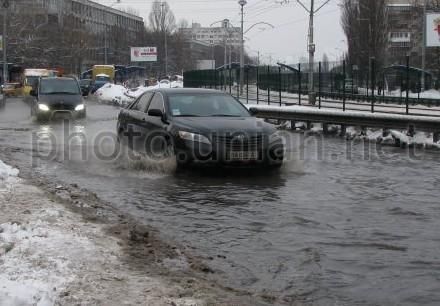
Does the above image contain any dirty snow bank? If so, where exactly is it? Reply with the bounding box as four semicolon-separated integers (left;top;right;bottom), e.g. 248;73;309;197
305;124;440;149
0;217;76;306
95;80;184;106
0;181;209;305
0;172;253;305
0;160;18;181
357;88;440;100
94;83;134;106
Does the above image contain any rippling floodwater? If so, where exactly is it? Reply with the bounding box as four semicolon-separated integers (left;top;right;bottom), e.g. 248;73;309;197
2;99;440;305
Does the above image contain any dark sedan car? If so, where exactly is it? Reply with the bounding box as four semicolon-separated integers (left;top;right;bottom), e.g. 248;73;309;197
79;78;92;96
117;88;284;168
30;77;87;121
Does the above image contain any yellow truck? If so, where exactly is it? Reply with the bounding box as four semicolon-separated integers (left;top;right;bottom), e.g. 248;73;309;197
91;65;115;93
23;69;55;96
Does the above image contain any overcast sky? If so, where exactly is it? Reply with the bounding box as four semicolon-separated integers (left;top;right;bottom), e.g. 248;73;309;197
96;0;346;64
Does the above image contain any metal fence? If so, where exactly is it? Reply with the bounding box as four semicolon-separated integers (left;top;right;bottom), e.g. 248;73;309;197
183;58;440;118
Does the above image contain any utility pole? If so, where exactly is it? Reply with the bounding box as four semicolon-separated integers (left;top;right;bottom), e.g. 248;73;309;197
239;0;247;95
224;19;228;68
104;12;108;64
308;0;315;104
104;0;121;65
211;42;215;69
161;1;168;77
296;0;330;105
2;0;9;85
224;36;227;68
421;0;427;91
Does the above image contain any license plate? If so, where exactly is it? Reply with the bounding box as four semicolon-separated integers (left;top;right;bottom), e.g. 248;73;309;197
228;151;258;160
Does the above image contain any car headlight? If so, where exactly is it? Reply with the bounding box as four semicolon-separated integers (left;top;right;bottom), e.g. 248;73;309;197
75;104;85;111
178;131;211;145
38;104;50;111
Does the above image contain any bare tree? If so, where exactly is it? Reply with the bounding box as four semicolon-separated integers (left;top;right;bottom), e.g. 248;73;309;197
176;18;189;30
341;0;387;82
149;1;176;34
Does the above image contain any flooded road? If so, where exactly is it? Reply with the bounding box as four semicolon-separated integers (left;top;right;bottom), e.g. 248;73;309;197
1;98;440;305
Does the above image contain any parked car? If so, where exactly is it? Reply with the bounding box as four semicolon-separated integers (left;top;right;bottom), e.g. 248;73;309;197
91;74;111;94
117;88;284;168
2;83;23;97
30;77;87;121
79;79;92;96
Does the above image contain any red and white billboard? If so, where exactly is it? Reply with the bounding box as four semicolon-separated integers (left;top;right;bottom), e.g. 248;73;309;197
130;47;157;62
426;13;440;47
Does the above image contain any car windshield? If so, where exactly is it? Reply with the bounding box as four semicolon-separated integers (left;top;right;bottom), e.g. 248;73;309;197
39;79;80;95
168;93;250;117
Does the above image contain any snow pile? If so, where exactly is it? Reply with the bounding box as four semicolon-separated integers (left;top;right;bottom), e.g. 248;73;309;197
389;130;440;148
358;88;440;100
309;124;440;149
388;89;440;100
0;204;109;306
94;83;134;106
94;80;183;106
0;217;74;305
0;160;18;181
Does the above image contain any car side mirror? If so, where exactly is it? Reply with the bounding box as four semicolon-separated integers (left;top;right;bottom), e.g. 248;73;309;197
148;109;164;118
30;89;37;97
249;107;259;116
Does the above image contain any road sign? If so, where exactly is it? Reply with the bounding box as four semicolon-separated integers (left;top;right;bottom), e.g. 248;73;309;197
0;35;3;51
426;13;440;47
130;47;157;62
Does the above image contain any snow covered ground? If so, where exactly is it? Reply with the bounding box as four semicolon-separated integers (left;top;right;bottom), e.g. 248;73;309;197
94;83;134;106
358;88;440;100
0;160;18;181
94;80;184;106
324;124;440;149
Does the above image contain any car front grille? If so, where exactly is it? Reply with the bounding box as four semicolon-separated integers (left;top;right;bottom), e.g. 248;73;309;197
50;103;75;111
212;135;264;152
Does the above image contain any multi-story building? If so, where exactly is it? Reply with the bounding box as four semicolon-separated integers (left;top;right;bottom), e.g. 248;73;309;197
6;0;145;72
179;20;241;69
180;20;241;48
385;0;440;87
386;0;439;71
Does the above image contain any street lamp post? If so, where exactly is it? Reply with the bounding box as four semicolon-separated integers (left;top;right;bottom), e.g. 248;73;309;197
421;0;427;91
238;0;247;95
161;1;168;77
2;0;9;85
104;0;120;65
